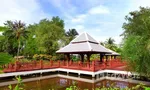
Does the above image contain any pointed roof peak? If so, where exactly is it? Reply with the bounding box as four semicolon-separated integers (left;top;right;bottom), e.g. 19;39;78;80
71;32;98;44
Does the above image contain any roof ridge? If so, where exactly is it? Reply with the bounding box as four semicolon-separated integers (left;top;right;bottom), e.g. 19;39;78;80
85;33;92;50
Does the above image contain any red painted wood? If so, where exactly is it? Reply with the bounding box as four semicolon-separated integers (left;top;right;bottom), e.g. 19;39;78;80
2;59;126;73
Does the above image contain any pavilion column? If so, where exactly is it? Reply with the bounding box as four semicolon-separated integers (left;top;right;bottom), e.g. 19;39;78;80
114;56;116;60
86;53;91;68
65;54;70;67
67;54;70;61
106;55;108;62
111;55;113;60
87;53;91;62
100;54;104;62
80;54;84;62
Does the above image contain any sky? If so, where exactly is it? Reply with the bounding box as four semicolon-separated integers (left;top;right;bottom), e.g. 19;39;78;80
0;0;150;44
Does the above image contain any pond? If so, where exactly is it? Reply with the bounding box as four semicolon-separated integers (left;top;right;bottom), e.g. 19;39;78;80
0;72;149;90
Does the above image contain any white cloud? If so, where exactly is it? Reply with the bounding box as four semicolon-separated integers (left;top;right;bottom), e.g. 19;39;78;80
71;14;87;23
88;5;110;14
128;0;150;12
74;25;85;33
0;0;49;26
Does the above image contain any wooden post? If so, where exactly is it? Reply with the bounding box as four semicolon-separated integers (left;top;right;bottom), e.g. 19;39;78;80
92;61;95;71
111;55;113;60
80;54;84;62
114;55;116;60
66;54;70;67
14;61;18;71
50;60;53;67
78;61;81;69
100;54;104;62
106;55;108;62
87;53;91;68
40;60;43;69
58;60;60;67
62;60;65;66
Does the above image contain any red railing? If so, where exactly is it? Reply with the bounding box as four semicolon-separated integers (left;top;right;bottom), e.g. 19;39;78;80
2;59;126;73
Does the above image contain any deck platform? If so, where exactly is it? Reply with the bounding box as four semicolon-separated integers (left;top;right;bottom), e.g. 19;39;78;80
0;68;133;78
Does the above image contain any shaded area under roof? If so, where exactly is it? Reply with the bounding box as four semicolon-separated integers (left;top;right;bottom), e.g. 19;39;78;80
56;32;112;54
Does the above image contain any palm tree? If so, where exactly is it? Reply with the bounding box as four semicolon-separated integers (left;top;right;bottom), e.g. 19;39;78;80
4;20;29;60
105;37;116;51
65;29;79;44
66;29;78;37
106;37;115;45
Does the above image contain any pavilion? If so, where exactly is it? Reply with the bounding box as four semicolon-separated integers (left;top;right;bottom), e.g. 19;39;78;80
56;32;119;62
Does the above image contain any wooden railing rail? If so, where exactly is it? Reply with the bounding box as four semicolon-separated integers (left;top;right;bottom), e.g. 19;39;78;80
2;59;126;73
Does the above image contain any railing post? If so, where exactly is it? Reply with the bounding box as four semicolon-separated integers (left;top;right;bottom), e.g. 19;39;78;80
92;61;95;71
67;61;69;67
103;62;106;69
58;60;60;67
50;60;53;67
62;60;65;66
14;61;18;71
87;62;90;69
69;60;72;65
78;61;81;69
40;60;43;69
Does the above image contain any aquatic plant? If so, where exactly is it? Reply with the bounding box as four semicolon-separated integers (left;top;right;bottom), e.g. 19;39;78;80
8;76;24;90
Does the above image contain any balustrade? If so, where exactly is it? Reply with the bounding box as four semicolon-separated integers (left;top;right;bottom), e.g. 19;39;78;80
2;59;126;73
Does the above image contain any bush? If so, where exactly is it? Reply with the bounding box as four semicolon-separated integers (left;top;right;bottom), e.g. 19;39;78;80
0;52;13;65
33;54;52;60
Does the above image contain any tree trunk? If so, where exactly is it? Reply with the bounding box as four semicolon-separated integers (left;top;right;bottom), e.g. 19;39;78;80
17;40;20;61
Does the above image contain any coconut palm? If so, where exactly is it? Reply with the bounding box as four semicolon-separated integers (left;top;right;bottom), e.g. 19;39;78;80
105;37;116;51
65;29;79;44
4;20;29;60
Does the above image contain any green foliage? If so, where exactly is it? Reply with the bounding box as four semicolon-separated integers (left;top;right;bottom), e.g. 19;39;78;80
33;54;52;60
65;29;79;44
2;20;29;57
0;26;7;32
90;54;99;61
8;76;24;90
71;55;79;61
122;7;150;76
65;83;150;90
23;25;38;57
28;17;65;55
0;52;12;65
101;37;122;54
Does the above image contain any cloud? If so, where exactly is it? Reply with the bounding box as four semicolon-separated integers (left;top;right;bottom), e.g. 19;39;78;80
74;25;85;33
0;0;49;26
88;5;110;15
71;14;87;23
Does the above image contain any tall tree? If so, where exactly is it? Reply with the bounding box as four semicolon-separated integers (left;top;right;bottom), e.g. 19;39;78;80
23;24;38;57
0;26;7;52
122;7;150;76
34;17;65;55
4;20;29;59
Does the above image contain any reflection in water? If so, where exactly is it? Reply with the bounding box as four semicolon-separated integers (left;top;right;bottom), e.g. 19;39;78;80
59;78;67;86
116;82;128;89
0;74;145;90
